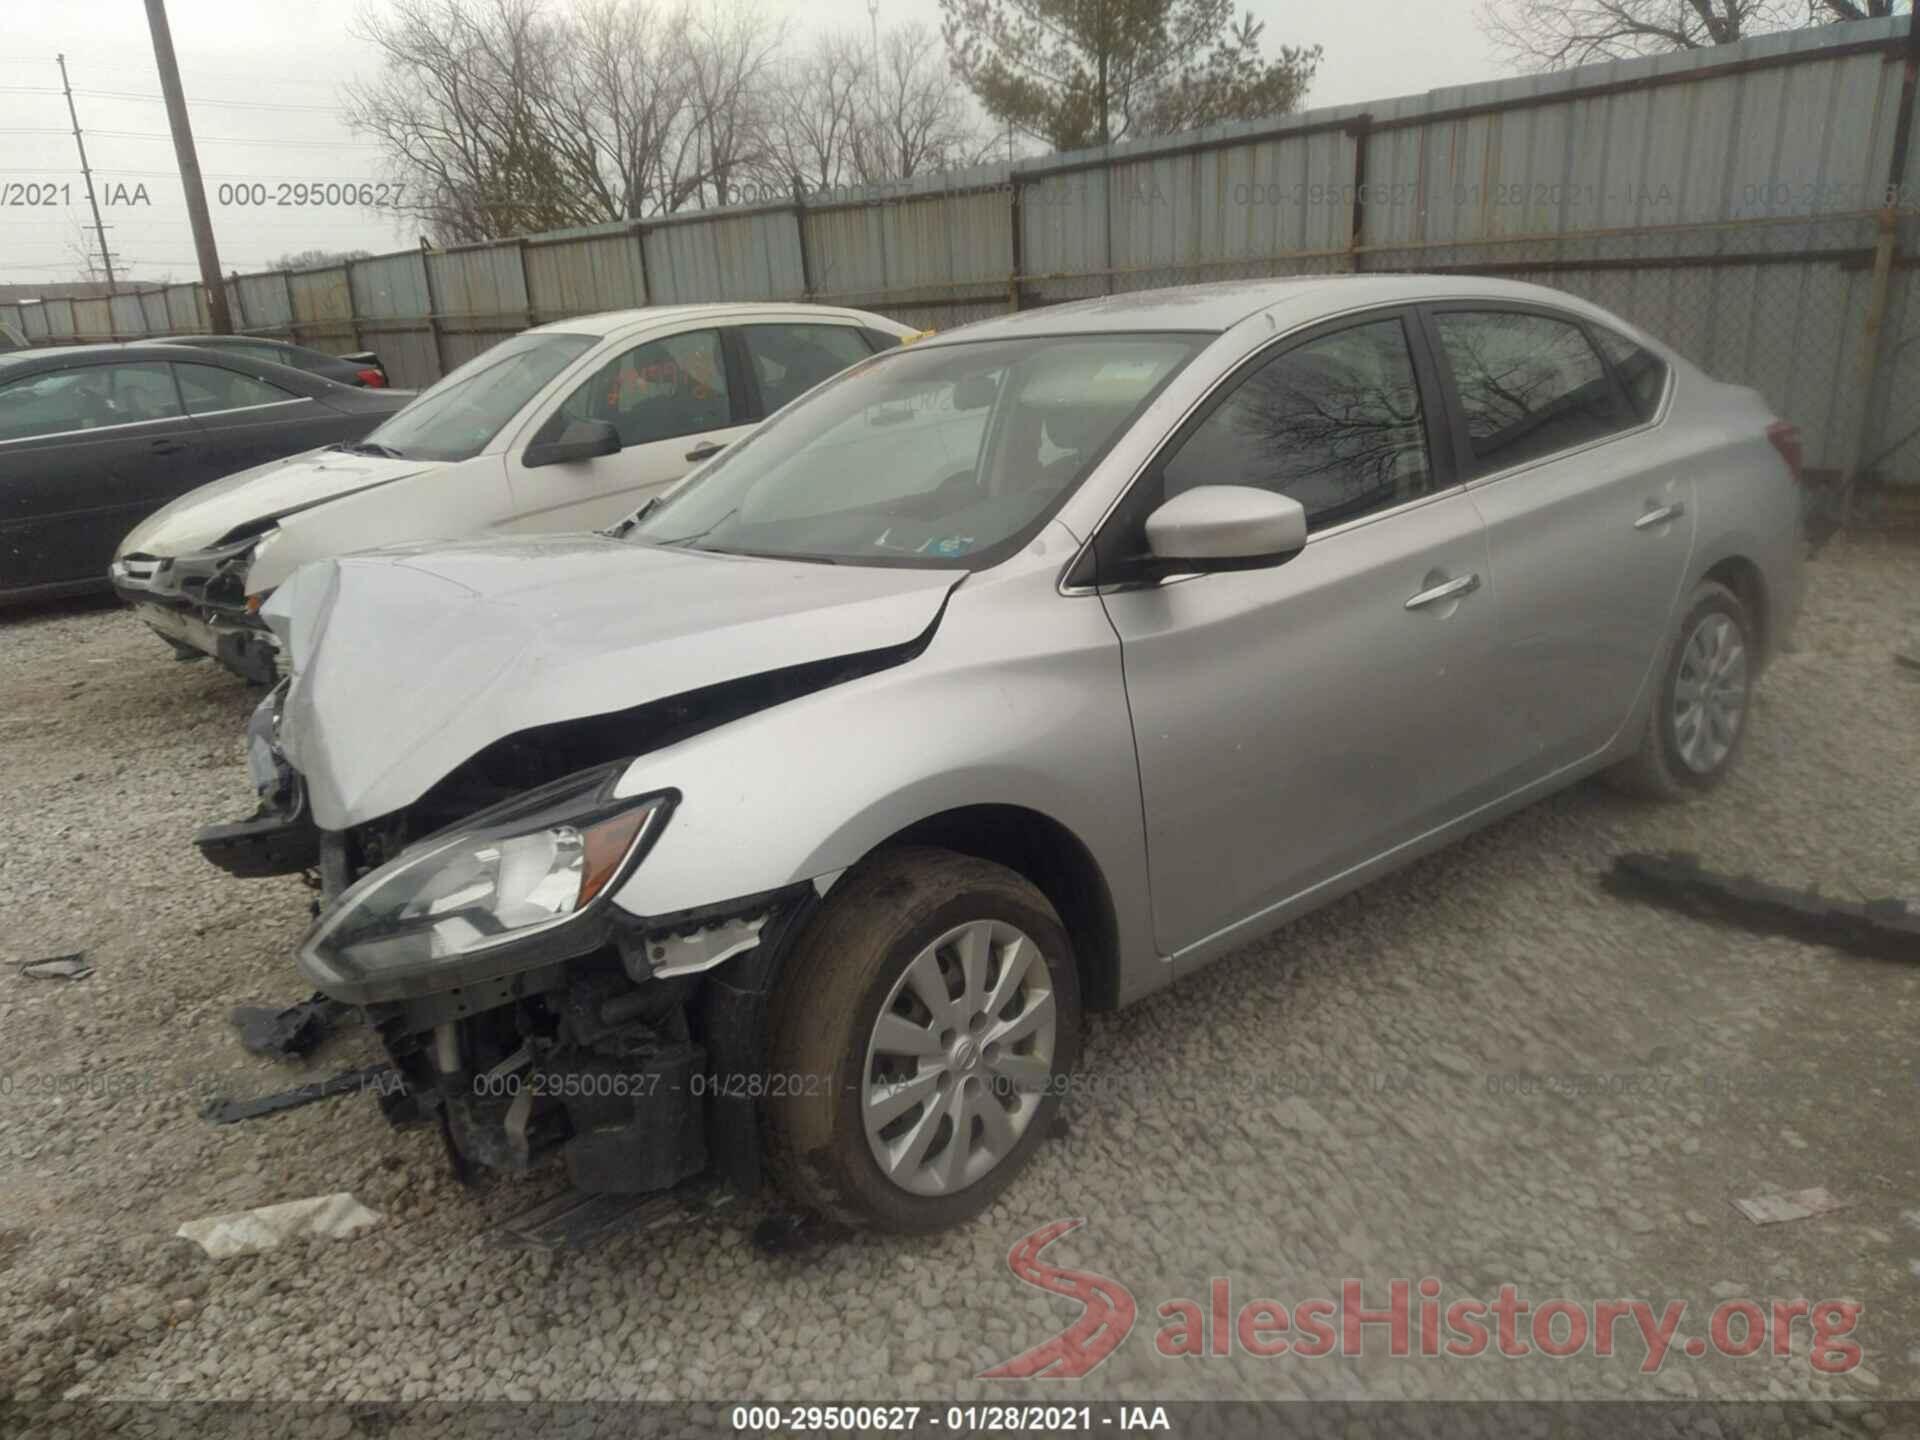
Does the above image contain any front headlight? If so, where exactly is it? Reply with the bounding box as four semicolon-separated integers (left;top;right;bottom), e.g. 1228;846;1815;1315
298;764;673;1002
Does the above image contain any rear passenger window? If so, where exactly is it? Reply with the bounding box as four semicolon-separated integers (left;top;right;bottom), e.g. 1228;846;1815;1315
175;364;296;414
741;325;874;412
1160;317;1434;531
1432;311;1628;477
1591;325;1669;421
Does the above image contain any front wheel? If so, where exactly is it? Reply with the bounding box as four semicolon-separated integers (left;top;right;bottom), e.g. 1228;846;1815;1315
764;846;1081;1233
1606;579;1756;799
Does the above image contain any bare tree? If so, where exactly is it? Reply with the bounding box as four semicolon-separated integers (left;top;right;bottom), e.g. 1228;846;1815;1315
538;0;704;217
681;2;789;209
759;31;872;198
854;23;996;183
1481;0;1896;70
344;0;768;240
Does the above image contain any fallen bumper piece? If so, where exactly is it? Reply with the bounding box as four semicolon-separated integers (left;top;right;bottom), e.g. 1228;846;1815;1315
1604;851;1920;963
494;1177;736;1251
176;1192;382;1259
231;991;354;1060
201;1063;398;1125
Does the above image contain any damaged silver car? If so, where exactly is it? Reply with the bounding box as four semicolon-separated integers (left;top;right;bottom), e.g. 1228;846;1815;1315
200;277;1804;1233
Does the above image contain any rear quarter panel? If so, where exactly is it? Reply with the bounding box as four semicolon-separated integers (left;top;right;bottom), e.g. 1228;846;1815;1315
1675;371;1804;661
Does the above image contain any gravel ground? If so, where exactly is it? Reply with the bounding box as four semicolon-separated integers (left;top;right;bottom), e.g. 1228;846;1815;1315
2;539;1918;1417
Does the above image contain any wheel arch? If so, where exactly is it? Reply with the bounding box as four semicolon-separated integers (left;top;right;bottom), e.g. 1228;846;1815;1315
858;804;1124;1013
1698;553;1770;666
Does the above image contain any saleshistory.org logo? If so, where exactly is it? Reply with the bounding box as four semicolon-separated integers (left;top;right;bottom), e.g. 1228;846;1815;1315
978;1220;1865;1379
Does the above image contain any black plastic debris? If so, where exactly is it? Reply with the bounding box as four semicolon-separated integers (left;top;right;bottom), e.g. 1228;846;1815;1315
1605;851;1920;963
230;991;353;1059
496;1178;737;1251
18;952;93;981
201;1063;399;1125
751;1210;850;1258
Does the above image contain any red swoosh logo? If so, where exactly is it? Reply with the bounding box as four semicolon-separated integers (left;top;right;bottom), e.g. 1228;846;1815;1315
978;1218;1137;1379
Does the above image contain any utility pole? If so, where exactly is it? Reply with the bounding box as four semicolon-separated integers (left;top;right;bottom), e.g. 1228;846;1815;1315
143;0;232;331
55;55;116;294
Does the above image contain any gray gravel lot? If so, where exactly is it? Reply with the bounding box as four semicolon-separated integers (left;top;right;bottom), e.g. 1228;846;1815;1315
2;540;1918;1413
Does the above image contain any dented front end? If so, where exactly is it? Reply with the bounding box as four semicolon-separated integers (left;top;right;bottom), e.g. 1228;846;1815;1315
194;537;960;1198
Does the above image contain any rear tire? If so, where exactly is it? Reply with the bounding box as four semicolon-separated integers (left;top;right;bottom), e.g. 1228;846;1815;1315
764;846;1080;1233
1606;580;1755;800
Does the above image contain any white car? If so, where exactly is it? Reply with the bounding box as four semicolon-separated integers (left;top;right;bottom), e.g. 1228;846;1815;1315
111;303;915;681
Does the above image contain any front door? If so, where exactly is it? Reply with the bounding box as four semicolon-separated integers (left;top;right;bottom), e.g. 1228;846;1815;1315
0;360;203;591
1094;312;1506;957
504;327;754;533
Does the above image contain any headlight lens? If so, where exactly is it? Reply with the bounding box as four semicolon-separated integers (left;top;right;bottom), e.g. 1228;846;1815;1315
299;765;671;998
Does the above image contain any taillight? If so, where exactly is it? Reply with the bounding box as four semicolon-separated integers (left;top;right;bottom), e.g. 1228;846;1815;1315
1766;420;1803;483
355;368;387;387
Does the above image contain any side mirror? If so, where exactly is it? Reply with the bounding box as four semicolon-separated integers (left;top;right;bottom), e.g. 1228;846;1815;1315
525;417;621;468
1143;485;1307;570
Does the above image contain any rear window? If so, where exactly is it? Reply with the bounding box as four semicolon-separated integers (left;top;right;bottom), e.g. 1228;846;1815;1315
1591;325;1670;422
1432;310;1631;478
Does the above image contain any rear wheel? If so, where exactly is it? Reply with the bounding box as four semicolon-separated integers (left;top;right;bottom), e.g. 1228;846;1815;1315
764;846;1080;1233
1607;580;1755;799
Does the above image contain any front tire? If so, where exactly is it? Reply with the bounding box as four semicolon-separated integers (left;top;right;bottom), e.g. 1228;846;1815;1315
1607;580;1756;800
764;846;1081;1233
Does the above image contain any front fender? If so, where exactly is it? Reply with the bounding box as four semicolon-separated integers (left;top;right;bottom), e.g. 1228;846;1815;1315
602;562;1159;993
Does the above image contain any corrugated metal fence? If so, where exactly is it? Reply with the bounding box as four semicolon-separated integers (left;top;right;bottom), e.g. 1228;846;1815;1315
10;15;1920;484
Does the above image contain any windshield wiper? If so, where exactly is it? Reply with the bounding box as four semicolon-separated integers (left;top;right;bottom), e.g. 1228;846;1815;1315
332;440;405;458
654;506;738;547
603;495;659;538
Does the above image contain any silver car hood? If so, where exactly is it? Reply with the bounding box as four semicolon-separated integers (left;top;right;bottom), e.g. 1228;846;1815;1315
116;449;438;557
274;534;962;829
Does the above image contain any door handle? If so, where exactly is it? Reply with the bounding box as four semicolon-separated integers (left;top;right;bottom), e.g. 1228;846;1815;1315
684;440;726;463
150;439;186;456
1404;572;1481;610
1633;501;1685;530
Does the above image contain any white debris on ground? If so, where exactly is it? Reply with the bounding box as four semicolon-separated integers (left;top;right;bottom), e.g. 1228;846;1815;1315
1;538;1917;1406
175;1194;382;1260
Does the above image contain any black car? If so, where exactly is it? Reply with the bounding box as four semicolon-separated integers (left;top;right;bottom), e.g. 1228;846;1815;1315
137;334;391;387
0;343;409;602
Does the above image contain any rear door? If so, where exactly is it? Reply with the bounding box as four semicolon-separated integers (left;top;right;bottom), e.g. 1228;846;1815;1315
172;360;329;480
0;359;202;591
503;326;753;532
733;322;878;417
1094;310;1508;957
1422;306;1690;781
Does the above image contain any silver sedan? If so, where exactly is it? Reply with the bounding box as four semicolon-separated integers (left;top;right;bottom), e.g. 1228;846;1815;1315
208;275;1804;1235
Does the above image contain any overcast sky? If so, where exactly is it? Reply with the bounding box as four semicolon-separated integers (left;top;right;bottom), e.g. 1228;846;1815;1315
0;0;1497;288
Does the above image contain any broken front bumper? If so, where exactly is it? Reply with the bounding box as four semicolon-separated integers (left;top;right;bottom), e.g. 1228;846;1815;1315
195;680;320;877
112;545;280;685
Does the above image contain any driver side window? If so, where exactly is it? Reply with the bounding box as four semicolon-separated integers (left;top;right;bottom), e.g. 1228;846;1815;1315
557;330;730;447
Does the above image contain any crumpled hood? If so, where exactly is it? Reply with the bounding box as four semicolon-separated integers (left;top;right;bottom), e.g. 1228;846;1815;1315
115;449;437;558
274;533;962;829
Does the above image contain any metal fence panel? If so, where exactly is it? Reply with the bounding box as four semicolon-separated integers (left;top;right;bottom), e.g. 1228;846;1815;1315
645;208;804;303
233;272;294;333
524;232;647;321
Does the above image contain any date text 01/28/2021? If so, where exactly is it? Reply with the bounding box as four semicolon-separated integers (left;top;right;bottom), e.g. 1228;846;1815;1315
729;1405;1172;1431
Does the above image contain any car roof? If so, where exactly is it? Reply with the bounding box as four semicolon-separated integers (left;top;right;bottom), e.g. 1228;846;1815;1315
523;302;903;338
138;334;294;346
0;340;337;387
912;274;1637;345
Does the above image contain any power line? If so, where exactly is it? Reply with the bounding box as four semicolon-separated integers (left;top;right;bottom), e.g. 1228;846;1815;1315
0;126;377;147
0;82;344;113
